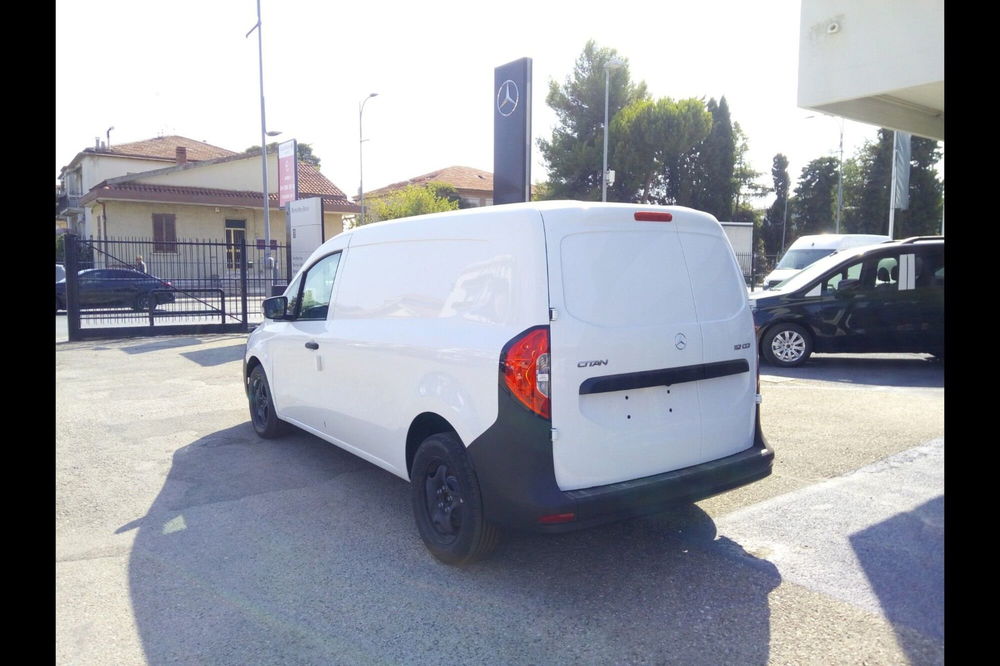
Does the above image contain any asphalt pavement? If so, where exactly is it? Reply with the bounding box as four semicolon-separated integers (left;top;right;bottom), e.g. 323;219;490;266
56;327;944;665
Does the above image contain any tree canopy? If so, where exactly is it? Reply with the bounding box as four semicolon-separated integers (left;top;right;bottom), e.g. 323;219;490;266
243;141;322;167
608;97;712;203
537;41;649;200
536;42;943;253
361;184;459;225
792;156;840;236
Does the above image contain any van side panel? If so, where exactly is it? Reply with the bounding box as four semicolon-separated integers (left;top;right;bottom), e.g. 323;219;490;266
312;209;548;477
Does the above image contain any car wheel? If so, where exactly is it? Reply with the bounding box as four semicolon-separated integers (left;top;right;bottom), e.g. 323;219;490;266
411;432;500;565
761;323;813;367
248;365;288;438
133;293;155;312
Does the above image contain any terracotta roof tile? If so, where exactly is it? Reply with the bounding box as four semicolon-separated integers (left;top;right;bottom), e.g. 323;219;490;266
81;181;360;214
365;166;493;199
298;162;350;199
98;135;237;162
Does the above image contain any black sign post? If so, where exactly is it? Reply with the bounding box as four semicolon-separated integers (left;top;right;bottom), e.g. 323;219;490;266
493;58;532;205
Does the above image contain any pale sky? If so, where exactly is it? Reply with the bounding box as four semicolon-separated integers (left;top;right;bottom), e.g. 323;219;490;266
56;0;912;207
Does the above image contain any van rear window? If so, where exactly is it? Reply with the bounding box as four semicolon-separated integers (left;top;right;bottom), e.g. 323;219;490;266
560;231;698;327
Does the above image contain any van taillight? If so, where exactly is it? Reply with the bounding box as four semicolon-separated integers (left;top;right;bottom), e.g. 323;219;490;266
501;327;551;420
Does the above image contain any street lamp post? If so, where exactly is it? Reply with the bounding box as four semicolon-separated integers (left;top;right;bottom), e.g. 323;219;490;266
602;57;624;202
247;0;279;285
359;93;379;224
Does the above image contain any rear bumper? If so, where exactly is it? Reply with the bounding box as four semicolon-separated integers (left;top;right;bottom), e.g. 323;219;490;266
554;425;773;532
467;387;774;533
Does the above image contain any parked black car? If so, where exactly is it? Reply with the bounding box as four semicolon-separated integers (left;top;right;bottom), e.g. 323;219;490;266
750;237;944;367
56;268;176;312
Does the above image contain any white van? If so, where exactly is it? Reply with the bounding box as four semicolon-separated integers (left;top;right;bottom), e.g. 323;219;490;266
762;233;890;289
243;201;773;564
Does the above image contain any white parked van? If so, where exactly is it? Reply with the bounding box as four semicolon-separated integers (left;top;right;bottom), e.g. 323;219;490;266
243;201;773;564
762;233;890;289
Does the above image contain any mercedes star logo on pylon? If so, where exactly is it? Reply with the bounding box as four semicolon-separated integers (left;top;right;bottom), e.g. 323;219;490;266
496;80;519;117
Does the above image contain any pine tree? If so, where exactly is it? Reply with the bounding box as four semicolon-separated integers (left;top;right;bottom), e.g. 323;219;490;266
537;41;648;200
761;154;790;257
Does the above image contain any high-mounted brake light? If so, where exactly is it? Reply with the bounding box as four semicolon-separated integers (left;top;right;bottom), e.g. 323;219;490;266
501;326;551;420
635;211;673;222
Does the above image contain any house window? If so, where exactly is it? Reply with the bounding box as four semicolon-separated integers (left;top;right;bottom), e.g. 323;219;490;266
153;214;177;253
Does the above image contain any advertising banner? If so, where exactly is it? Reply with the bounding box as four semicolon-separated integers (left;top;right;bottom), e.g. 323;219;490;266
278;139;298;207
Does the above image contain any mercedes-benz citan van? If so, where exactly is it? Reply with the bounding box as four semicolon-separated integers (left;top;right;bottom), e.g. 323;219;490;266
244;201;774;564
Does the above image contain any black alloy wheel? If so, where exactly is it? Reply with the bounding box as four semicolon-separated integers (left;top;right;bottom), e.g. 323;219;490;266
248;365;287;438
411;432;500;565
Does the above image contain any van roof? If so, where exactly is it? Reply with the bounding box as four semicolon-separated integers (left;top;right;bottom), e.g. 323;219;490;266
341;200;718;240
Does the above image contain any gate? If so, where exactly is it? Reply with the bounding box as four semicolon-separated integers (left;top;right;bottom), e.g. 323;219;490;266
61;235;291;341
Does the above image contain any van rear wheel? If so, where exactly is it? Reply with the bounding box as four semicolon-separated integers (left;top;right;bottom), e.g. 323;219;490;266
411;432;500;565
762;323;813;367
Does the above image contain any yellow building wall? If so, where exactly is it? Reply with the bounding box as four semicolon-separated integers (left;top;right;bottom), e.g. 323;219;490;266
140;154;277;192
94;200;344;246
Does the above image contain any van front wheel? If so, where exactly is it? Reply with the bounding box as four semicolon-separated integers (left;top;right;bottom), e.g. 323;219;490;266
411;432;500;565
762;323;813;367
248;365;288;438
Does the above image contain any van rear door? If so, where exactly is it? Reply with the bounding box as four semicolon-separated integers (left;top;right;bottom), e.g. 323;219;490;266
542;205;758;492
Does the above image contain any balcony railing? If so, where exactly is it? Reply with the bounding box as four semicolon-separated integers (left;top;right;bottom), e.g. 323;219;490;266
58;194;83;211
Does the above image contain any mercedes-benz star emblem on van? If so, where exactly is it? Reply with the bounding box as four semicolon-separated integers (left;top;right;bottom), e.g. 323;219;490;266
675;333;688;350
496;80;519;117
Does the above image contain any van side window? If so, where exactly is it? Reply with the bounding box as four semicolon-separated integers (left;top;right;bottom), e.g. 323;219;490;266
284;275;303;317
298;252;342;320
822;260;863;295
917;248;944;289
874;256;899;289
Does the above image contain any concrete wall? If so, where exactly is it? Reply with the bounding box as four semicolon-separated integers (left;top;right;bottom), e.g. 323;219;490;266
798;0;943;139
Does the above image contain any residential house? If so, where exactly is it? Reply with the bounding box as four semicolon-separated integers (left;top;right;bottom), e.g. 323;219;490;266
362;166;495;208
60;135;359;281
57;136;238;237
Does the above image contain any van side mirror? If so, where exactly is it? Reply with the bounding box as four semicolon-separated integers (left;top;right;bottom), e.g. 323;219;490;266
262;296;290;320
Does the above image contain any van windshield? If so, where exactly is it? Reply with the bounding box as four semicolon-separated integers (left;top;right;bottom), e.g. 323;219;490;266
775;248;832;270
772;246;873;293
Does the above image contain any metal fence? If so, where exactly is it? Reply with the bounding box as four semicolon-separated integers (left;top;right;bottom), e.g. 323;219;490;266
63;235;291;340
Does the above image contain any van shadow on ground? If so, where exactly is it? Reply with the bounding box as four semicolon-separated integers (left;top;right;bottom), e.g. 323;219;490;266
850;495;944;662
122;424;781;665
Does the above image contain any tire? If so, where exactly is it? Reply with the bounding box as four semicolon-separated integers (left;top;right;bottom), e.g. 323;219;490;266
248;365;288;439
133;293;154;312
410;432;500;565
761;322;813;367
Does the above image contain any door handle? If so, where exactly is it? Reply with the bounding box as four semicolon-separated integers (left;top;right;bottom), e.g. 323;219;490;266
305;341;319;350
